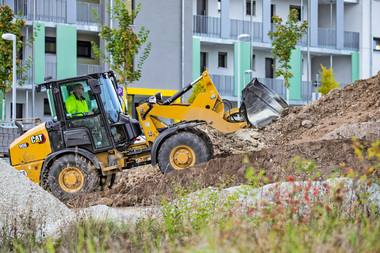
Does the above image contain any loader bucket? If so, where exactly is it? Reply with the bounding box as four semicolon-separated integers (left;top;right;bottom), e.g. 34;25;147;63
239;78;289;129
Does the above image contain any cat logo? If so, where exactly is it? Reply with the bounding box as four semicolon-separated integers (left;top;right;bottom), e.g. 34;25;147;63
31;134;46;144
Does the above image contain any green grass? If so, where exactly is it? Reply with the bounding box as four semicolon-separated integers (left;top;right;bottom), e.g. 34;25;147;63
1;139;379;252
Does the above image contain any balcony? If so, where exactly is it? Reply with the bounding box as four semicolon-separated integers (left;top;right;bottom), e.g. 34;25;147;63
16;61;33;84
14;0;101;26
15;0;66;23
45;61;57;81
209;74;234;96
193;15;359;51
77;64;101;76
77;2;101;26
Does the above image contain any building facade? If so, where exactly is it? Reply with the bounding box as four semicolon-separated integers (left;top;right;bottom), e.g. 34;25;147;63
0;0;378;123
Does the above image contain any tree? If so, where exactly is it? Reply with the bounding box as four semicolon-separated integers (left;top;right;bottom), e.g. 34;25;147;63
0;5;35;93
0;5;37;118
92;0;151;86
188;80;206;104
268;9;308;89
318;64;339;96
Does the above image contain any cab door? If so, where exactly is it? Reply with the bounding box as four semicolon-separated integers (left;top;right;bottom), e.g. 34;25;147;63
59;80;113;152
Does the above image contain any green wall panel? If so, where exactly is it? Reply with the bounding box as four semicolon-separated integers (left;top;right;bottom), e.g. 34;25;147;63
34;23;45;84
234;42;251;96
57;25;77;80
192;38;201;80
288;47;302;100
351;52;359;83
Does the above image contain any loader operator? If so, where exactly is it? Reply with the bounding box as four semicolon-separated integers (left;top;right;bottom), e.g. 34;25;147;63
65;83;94;117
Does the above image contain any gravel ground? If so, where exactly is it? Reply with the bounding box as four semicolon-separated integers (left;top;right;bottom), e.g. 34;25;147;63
0;159;158;239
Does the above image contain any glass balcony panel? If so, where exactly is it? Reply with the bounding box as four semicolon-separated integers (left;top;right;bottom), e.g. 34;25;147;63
209;74;234;97
193;15;221;37
77;2;101;25
77;64;101;76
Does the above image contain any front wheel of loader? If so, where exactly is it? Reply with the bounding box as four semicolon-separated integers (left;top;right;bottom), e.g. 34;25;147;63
158;132;209;174
48;154;100;201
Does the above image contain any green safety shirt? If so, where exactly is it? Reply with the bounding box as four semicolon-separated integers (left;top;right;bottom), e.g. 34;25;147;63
65;93;89;116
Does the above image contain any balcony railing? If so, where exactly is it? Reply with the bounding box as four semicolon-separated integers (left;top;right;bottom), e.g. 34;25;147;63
77;64;101;76
193;15;221;37
209;74;234;96
15;0;66;23
230;20;262;42
193;15;359;51
16;61;33;84
344;31;359;51
77;2;101;25
45;62;57;81
318;28;336;49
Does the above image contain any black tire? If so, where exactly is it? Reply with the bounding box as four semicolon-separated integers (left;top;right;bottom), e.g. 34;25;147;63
48;154;100;201
190;128;214;160
158;131;209;174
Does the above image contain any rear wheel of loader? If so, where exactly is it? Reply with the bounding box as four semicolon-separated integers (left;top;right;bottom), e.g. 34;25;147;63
158;132;209;174
48;154;100;201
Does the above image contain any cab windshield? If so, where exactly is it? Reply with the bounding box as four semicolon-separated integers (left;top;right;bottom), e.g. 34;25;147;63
98;76;123;124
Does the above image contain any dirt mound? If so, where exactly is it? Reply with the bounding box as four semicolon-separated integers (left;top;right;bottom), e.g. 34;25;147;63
66;73;380;208
262;73;380;146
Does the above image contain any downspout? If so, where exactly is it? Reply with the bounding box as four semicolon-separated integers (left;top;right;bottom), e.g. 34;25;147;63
307;0;311;100
250;0;253;79
32;0;35;119
370;0;373;77
26;27;29;120
182;0;185;92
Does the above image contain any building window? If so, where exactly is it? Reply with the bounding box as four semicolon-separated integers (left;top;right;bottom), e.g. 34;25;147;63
44;98;51;116
265;58;274;78
10;103;23;119
290;5;301;21
77;41;92;58
218;52;227;68
252;54;256;70
218;0;221;13
201;52;207;73
45;37;56;54
271;5;276;23
246;1;256;16
374;38;380;51
126;0;133;13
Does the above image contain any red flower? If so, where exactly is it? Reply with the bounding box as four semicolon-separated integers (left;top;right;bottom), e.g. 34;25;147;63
287;175;295;182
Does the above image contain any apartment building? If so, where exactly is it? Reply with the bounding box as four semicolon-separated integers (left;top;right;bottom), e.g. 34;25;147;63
0;0;378;122
0;0;192;122
194;0;378;106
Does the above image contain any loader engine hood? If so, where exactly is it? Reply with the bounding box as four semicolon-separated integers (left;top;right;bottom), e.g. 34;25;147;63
240;78;289;129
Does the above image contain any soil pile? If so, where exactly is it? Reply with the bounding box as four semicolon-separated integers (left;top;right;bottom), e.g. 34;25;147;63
67;73;380;208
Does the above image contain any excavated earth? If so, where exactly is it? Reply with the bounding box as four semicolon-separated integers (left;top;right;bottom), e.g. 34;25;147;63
66;72;380;208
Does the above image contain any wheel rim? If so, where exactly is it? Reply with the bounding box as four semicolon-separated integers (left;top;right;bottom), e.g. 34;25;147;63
170;145;196;170
58;167;84;193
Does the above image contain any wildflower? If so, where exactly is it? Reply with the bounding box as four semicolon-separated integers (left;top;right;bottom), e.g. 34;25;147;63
270;211;275;217
313;187;319;195
287;175;295;182
302;217;307;223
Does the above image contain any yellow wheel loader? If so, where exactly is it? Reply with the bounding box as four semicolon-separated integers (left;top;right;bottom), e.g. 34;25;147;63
8;71;288;201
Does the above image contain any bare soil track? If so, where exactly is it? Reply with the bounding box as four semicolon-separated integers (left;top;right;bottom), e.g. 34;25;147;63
66;72;380;208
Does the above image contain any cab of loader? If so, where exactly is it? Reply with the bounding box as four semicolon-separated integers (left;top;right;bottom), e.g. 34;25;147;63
36;71;142;154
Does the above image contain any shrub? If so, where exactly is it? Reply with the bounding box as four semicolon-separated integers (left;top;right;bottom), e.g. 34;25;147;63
318;64;340;96
188;80;206;104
